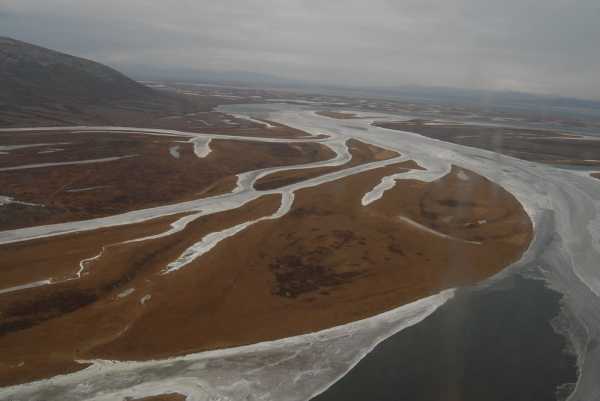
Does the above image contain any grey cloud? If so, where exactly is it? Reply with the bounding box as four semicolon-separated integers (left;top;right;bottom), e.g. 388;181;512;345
1;0;599;99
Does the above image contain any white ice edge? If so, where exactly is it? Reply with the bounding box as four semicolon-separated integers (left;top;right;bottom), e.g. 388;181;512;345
396;216;481;245
0;279;53;296
65;186;109;193
189;137;212;158
0;155;138;172
124;212;205;244
361;167;449;206
164;192;294;273
116;288;135;299
169;145;181;159
37;148;64;154
0;289;454;401
0;142;71;151
229;113;276;128
0;195;43;207
77;248;106;278
0;192;260;245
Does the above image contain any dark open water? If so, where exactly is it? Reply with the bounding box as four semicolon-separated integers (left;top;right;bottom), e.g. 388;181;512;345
312;273;578;401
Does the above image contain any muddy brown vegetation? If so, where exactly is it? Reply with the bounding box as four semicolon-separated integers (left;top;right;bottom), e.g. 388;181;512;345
376;119;600;166
0;130;334;229
254;139;400;190
0;194;281;385
90;165;530;360
0;161;531;386
0;212;193;290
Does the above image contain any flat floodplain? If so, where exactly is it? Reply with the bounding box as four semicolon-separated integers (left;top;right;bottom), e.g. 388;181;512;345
11;99;591;401
0;148;532;385
0;127;334;229
375;119;600;167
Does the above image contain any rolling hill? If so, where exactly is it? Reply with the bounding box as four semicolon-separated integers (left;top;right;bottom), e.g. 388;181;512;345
0;37;152;107
0;37;214;127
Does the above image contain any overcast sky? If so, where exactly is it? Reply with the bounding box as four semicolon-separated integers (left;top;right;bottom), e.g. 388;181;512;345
1;0;599;99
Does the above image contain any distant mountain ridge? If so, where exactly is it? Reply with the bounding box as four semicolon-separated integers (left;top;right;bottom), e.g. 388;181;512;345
0;36;152;107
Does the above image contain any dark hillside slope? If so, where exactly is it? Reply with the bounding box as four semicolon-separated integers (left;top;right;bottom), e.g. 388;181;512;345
0;37;221;127
0;36;152;106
